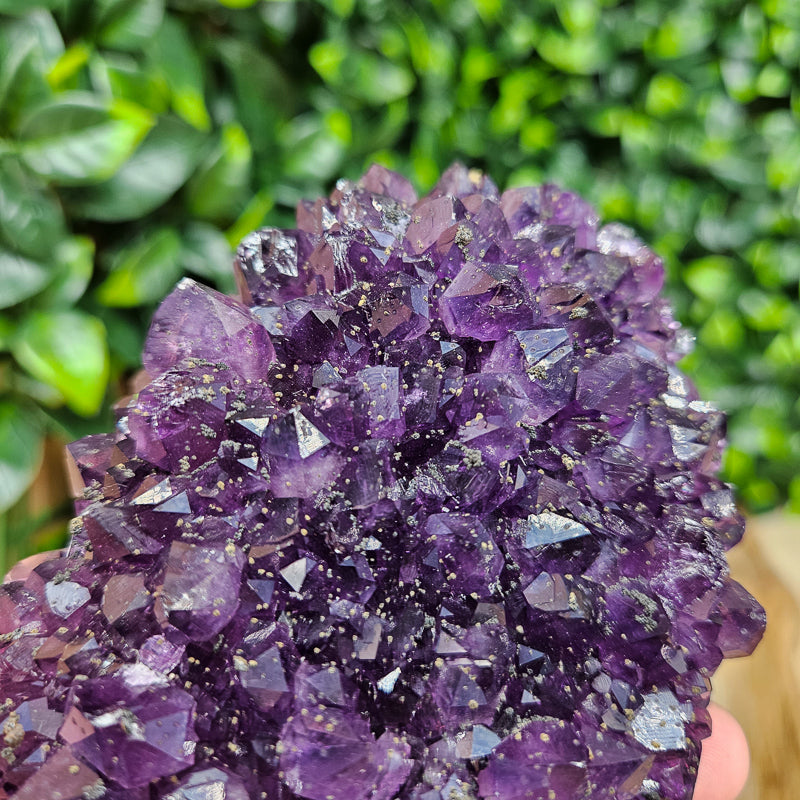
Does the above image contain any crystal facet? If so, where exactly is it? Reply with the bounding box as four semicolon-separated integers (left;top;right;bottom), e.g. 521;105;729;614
0;163;764;800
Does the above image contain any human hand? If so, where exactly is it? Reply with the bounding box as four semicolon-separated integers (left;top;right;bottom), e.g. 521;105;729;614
695;704;750;800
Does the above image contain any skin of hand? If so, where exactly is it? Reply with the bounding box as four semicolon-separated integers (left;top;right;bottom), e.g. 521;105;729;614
694;704;750;800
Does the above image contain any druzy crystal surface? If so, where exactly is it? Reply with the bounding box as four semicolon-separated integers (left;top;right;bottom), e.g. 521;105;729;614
0;164;765;800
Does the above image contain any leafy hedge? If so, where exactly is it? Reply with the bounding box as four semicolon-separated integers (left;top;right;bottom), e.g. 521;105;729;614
1;0;799;568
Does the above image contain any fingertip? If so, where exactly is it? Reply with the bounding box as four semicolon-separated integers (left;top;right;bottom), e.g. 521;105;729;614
694;704;750;800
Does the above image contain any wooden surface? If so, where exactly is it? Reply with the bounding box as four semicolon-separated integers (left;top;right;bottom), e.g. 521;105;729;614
712;510;800;799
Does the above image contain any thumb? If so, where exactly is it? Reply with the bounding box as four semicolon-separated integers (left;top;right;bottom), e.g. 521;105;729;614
694;703;750;800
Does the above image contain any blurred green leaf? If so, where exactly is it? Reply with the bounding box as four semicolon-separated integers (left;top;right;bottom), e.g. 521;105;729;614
0;157;65;259
538;29;609;74
38;236;94;306
747;239;800;288
100;52;170;111
683;256;739;302
721;59;758;102
0;0;59;13
11;310;109;416
519;116;556;152
0;315;14;349
225;189;273;248
279;113;345;182
756;61;790;96
356;56;415;105
764;328;800;370
556;0;599;35
18;94;154;185
491;69;544;135
91;305;145;368
0;249;51;308
308;39;346;84
458;44;499;107
595;180;635;220
645;72;689;116
789;474;800;514
402;15;454;79
66;114;208;221
738;288;794;330
95;0;165;51
325;108;352;146
0;28;40;115
0;12;62;128
185;122;252;222
46;41;91;89
722;446;755;487
96;227;182;306
645;10;714;59
149;14;210;131
0;403;43;515
180;221;236;293
214;37;294;155
766;137;800;191
699;308;746;350
741;477;780;511
309;42;415;105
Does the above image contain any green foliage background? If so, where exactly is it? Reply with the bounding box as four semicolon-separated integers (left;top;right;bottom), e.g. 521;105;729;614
1;0;799;571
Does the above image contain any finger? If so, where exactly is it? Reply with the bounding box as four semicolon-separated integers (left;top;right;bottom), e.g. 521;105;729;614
694;703;750;800
4;550;62;582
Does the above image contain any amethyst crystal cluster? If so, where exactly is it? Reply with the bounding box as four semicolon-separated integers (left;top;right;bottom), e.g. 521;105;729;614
0;164;764;800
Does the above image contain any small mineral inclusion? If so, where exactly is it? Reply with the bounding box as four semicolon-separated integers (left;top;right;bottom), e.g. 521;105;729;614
0;164;764;800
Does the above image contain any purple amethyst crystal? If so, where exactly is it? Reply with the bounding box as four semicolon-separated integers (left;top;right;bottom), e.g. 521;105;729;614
0;164;764;800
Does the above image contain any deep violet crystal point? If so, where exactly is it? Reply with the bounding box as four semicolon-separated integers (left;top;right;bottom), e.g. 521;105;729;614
0;163;765;800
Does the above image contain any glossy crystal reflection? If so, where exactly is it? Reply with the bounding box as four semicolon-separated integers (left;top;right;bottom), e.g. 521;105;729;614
1;164;764;800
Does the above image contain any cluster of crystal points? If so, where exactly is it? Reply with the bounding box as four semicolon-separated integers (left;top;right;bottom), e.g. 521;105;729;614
0;164;764;800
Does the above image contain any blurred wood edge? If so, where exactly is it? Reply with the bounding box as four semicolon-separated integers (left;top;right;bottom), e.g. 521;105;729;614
27;435;70;519
2;435;71;575
712;510;800;800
